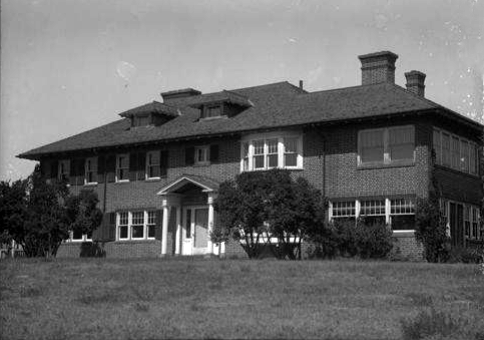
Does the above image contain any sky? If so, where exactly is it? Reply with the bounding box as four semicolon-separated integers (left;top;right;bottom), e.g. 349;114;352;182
1;0;483;181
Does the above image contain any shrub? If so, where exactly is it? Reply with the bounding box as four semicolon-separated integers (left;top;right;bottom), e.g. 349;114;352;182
355;220;393;259
415;197;450;263
448;246;484;264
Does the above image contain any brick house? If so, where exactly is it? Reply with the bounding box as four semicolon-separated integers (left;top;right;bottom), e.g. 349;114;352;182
18;51;483;259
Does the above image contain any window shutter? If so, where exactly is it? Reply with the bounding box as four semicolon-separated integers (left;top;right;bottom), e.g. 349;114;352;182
160;150;169;177
106;155;116;183
50;160;59;179
129;153;138;181
155;210;163;240
185;147;195;165
69;159;77;186
92;213;109;242
210;145;219;163
137;152;146;180
106;212;116;242
97;155;105;183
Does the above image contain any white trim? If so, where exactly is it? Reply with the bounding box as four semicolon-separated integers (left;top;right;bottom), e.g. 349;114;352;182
157;176;215;195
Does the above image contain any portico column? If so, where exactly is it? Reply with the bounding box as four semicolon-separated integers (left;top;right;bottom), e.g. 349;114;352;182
175;206;182;255
207;194;215;254
161;202;170;256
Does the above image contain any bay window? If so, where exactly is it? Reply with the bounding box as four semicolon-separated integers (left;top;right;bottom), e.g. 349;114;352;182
241;132;302;171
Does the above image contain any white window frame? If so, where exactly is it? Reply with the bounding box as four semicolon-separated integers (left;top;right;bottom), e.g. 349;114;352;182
433;128;479;175
58;160;70;181
116;210;157;241
195;145;210;165
146;151;161;180
240;131;303;172
329;197;416;233
69;231;92;242
84;157;98;185
357;125;415;166
116;154;129;182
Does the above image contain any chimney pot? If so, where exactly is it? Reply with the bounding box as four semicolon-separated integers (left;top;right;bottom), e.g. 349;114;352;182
299;80;304;90
358;51;399;85
405;70;426;97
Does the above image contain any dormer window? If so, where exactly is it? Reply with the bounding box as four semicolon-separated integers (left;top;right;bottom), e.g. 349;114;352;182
202;105;222;119
133;115;151;127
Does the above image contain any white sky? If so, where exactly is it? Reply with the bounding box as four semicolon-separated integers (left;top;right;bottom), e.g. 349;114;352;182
1;0;483;181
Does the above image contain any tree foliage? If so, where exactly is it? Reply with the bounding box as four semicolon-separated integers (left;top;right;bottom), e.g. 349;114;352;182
213;169;325;259
0;164;103;257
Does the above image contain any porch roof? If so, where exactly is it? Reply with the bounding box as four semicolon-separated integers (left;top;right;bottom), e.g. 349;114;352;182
157;174;220;195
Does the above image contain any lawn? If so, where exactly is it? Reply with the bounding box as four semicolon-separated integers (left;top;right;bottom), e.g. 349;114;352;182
1;258;483;340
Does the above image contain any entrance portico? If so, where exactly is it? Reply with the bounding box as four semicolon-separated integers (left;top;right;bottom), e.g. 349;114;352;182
157;175;223;256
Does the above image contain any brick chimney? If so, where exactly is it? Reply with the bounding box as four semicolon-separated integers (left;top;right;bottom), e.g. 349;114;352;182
161;88;201;102
358;51;399;85
405;70;426;97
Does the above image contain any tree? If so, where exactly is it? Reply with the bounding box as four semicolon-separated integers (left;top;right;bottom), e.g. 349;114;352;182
213;169;325;259
1;164;103;257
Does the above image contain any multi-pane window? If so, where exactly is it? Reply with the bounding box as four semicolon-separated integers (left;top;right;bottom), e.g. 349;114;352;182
116;154;129;182
119;212;129;240
390;198;415;231
146;151;160;178
360;199;386;225
117;211;159;241
358;126;414;165
58;160;70;181
465;206;471;238
85;157;97;184
452;136;460;170
253;140;265;169
70;229;92;242
332;201;356;221
195;146;210;165
434;128;478;175
241;134;302;171
284;137;298;167
266;139;278;169
131;211;145;239
147;211;157;239
472;207;479;240
242;142;249;171
202;105;222;119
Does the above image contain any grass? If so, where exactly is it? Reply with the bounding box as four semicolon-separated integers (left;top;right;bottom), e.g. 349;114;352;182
1;258;483;339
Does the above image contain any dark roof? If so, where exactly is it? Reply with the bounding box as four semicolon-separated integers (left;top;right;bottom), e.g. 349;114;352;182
18;81;482;160
119;101;180;118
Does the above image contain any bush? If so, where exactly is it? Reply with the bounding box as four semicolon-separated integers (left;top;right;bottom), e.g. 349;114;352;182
306;218;393;259
447;246;484;264
355;220;393;259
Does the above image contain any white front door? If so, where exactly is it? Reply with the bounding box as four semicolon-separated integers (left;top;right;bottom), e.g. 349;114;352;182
182;207;209;255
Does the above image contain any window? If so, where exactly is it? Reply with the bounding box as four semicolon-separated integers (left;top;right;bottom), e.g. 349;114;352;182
116;154;129;182
195;146;210;165
433;129;441;164
146;151;160;179
117;210;158;241
358;125;414;165
133;115;150;127
131;211;144;239
442;132;451;166
451;136;460;170
58;160;70;181
360;129;384;163
465;206;471;238
390;198;415;231
472;207;479;240
284;137;298;167
147;211;157;239
186;209;192;239
332;201;356;222
241;133;302;171
360;199;386;225
434;128;479;175
85;157;97;184
202;105;222;119
119;212;129;240
70;230;92;242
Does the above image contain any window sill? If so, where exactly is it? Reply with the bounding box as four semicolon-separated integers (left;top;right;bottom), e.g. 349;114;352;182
115;180;130;184
115;239;158;244
392;230;415;238
434;164;480;179
145;177;161;182
358;160;415;170
84;182;98;187
244;167;304;172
